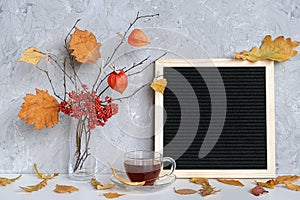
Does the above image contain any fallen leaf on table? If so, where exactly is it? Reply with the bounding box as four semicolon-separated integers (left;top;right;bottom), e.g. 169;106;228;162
128;29;150;47
200;183;220;197
276;175;300;184
255;179;276;189
68;27;101;64
103;192;125;199
285;183;300;191
251;185;269;196
109;163;145;186
34;163;59;179
190;177;209;185
235;35;300;62
0;175;22;186
151;78;167;94
17;47;45;65
217;178;244;187
107;70;128;94
19;179;48;192
54;184;79;193
91;178;115;190
18;89;60;130
174;188;198;195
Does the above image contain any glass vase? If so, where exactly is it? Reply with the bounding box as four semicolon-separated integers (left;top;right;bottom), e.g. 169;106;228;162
68;117;98;181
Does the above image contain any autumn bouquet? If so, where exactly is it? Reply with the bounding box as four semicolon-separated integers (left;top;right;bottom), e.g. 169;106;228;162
17;13;166;180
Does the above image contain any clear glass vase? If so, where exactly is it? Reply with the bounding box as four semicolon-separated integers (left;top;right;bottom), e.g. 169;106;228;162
68;117;98;181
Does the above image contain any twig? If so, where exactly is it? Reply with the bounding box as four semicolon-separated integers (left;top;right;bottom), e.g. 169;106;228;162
63;57;67;101
35;66;64;101
92;62;104;91
93;12;159;90
113;83;149;101
128;52;167;76
48;55;74;85
124;55;150;73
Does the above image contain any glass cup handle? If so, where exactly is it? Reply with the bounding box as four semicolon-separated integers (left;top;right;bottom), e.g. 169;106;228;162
159;157;176;178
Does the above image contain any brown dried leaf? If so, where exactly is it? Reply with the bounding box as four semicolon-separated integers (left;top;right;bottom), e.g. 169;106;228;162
151;78;167;94
190;177;209;185
0;175;22;186
200;183;220;197
17;47;44;65
34;163;58;179
235;35;300;62
276;175;300;184
128;29;150;47
54;184;79;193
217;178;244;187
19;179;48;192
68;27;101;64
18;89;60;130
174;188;198;195
109;163;145;186
286;183;300;191
255;179;276;189
91;178;115;190
103;192;125;199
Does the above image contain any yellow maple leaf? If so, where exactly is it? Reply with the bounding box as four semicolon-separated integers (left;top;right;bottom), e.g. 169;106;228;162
18;89;60;130
68;27;101;64
235;35;299;62
17;47;45;65
151;78;167;94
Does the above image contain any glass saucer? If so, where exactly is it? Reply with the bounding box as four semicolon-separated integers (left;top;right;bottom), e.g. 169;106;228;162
110;173;176;192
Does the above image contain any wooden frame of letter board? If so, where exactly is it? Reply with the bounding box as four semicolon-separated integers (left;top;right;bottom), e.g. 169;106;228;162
154;59;275;178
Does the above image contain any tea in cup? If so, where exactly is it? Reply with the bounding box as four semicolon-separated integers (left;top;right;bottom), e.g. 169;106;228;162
124;150;176;186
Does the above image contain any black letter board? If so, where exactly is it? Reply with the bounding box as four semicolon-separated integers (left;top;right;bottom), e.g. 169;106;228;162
154;59;275;178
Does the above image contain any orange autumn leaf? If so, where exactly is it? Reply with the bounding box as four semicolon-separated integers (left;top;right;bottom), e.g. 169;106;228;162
255;179;276;189
54;184;79;193
276;175;300;184
19;179;48;192
190;177;209;185
103;192;125;199
68;27;101;64
0;175;22;186
200;183;220;197
128;29;150;47
217;178;244;187
174;188;198;195
18;89;60;130
285;183;300;191
235;35;299;62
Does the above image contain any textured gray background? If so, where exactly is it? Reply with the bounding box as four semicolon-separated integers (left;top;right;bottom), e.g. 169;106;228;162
0;0;300;174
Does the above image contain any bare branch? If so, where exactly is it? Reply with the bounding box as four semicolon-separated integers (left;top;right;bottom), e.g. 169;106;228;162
124;55;150;73
35;66;64;101
113;83;149;102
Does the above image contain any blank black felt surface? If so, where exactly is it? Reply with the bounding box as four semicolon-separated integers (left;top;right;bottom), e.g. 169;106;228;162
163;67;267;169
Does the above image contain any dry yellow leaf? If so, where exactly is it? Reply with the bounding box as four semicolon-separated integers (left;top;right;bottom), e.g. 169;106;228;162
190;177;209;185
109;163;145;186
54;184;79;193
200;183;220;197
285;183;300;191
255;179;276;189
17;47;44;65
18;88;60;130
34;163;59;179
174;188;198;195
20;179;48;192
0;175;22;186
68;27;101;64
128;29;150;47
235;35;300;62
103;192;125;199
217;178;244;187
151;78;167;94
276;175;300;184
91;178;115;190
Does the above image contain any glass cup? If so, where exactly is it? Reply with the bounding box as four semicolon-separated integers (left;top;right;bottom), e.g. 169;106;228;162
124;150;176;186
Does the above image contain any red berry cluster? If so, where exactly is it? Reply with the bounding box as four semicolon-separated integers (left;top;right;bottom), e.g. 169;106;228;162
60;89;118;129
